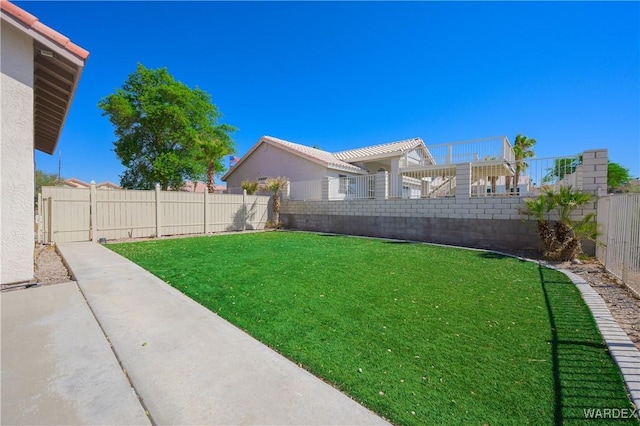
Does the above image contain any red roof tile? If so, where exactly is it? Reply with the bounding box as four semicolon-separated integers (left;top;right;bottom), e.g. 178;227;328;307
1;0;89;60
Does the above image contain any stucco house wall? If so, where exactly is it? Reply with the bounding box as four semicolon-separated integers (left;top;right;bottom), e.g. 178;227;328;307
225;142;335;190
1;0;88;284
1;23;35;284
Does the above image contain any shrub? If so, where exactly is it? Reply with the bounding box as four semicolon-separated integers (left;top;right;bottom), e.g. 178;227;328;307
241;180;259;195
523;186;597;261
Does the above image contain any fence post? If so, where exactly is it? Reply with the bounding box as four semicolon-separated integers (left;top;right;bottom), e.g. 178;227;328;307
243;189;247;231
321;177;330;201
204;185;209;235
622;196;631;284
376;171;388;200
421;178;431;198
455;163;472;198
155;183;162;238
90;181;97;242
581;149;608;194
47;196;53;244
36;192;43;244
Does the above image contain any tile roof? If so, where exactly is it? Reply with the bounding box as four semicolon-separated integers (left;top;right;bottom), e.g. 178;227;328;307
63;178;121;189
260;136;368;174
0;0;89;59
333;137;425;162
182;181;226;193
63;177;90;188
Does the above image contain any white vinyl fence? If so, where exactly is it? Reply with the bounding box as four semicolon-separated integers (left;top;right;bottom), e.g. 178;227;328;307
290;179;323;201
596;193;640;296
38;185;271;244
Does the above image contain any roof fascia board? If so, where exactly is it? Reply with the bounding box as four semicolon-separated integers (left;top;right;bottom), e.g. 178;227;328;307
1;11;85;67
326;164;368;175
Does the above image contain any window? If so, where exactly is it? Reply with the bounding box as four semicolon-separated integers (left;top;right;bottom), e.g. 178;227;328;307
339;175;355;194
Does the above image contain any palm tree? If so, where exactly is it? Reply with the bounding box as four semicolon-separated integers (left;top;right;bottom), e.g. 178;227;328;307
523;186;597;260
263;176;288;226
512;134;537;194
195;124;236;193
488;175;498;194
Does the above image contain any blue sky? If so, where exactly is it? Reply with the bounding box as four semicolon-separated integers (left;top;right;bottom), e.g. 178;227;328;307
23;1;640;184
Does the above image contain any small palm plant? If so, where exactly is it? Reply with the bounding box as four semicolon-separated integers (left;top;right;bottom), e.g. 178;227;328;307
523;186;597;261
241;180;259;195
523;188;555;249
262;176;288;227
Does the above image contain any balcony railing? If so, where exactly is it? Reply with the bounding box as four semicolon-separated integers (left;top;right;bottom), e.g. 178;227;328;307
284;152;596;201
402;136;515;168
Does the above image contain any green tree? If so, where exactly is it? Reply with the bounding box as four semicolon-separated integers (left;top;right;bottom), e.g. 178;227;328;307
607;161;631;191
543;155;583;184
34;170;60;202
512;134;536;193
98;64;233;190
194;124;236;193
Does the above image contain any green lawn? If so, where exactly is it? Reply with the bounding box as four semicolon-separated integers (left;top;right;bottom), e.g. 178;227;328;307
109;232;636;425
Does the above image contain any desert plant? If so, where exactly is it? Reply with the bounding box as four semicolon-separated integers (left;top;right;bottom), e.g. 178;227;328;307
523;188;555;249
523;186;597;261
264;220;282;229
262;176;288;225
241;180;259;195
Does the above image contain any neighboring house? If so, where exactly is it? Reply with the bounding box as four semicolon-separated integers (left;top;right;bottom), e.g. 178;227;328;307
222;135;431;198
222;136;369;189
1;0;88;284
182;180;226;193
63;178;121;190
222;135;519;200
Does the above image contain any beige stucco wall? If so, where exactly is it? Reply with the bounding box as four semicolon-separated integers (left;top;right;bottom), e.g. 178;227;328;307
1;23;35;284
225;142;334;190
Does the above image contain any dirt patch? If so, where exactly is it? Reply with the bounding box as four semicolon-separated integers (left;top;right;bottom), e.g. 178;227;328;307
34;244;71;285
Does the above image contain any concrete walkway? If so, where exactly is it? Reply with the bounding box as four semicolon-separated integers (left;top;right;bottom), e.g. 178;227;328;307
44;241;387;425
1;282;150;425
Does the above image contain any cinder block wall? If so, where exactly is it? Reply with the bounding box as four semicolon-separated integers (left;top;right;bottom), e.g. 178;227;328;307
281;197;598;257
